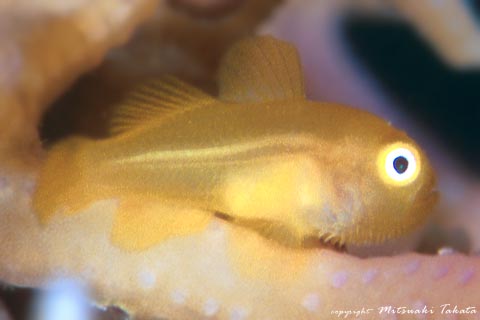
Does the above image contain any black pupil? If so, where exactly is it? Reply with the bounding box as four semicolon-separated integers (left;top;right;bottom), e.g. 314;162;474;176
393;156;409;174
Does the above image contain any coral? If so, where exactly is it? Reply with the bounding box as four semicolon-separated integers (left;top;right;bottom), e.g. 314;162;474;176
0;0;158;169
40;0;279;142
390;0;480;68
0;202;479;319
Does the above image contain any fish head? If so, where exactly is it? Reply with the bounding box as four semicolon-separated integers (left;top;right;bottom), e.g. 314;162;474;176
307;104;438;246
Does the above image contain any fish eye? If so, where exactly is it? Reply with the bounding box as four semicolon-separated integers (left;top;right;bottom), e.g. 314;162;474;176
378;143;420;186
393;156;408;173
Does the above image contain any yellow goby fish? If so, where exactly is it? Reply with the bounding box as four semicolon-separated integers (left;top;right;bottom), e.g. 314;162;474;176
33;36;437;250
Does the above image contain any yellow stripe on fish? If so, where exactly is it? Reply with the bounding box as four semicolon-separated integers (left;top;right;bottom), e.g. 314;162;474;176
33;36;437;250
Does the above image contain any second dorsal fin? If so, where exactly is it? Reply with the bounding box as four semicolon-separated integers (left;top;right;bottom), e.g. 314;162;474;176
109;76;216;136
218;36;306;103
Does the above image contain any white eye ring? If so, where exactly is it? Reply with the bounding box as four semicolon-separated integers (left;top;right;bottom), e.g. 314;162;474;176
385;147;417;182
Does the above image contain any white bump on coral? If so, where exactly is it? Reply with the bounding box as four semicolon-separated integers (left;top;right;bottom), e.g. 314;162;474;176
170;289;187;305
229;306;249;320
362;268;379;284
138;268;156;290
433;265;450;280
301;292;320;313
331;270;348;288
404;259;421;275
459;267;475;285
203;298;220;317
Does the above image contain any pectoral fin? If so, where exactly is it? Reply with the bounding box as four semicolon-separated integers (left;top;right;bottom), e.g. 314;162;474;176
221;157;322;247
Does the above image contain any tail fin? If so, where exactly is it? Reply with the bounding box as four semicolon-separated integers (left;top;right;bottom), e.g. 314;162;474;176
33;137;97;223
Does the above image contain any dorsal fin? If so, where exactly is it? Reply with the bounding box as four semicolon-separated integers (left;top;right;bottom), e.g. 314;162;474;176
218;36;306;103
109;76;216;135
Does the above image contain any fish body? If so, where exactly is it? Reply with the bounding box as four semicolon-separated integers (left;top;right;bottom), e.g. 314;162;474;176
33;36;437;250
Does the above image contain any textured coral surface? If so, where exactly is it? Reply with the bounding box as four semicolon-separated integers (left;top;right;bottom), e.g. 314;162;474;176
0;0;158;169
1;198;479;319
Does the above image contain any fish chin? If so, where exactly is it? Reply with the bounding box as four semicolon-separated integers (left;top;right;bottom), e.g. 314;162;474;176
340;188;438;252
344;190;439;257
